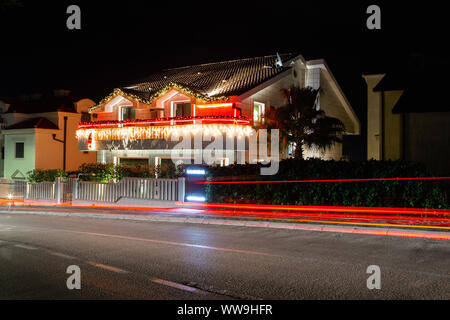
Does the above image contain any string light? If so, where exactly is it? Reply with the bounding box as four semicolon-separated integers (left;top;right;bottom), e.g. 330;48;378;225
78;115;251;129
89;82;230;113
76;122;253;142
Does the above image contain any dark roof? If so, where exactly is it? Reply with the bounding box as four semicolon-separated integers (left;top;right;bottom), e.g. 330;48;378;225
373;72;407;92
373;66;450;113
392;86;450;113
3;92;79;114
4;117;59;130
120;53;299;100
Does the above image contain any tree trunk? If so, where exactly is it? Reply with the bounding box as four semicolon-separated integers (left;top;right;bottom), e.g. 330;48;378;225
294;140;304;160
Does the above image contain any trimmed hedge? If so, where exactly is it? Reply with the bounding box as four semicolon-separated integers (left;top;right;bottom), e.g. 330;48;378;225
205;159;449;208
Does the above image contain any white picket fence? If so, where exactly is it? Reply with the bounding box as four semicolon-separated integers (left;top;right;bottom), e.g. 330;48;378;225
22;177;185;204
26;181;57;200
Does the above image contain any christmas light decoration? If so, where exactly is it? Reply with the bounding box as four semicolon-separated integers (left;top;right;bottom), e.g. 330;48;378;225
196;103;233;109
77;115;251;129
76;123;252;142
89;82;230;113
89;88;152;113
76;116;253;146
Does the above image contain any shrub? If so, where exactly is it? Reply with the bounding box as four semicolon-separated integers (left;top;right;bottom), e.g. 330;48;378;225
76;163;119;182
205;159;449;208
75;162;183;181
26;162;184;183
27;169;67;183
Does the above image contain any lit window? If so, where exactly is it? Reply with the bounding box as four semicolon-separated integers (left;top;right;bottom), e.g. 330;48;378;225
253;102;265;124
288;142;296;156
15;142;24;158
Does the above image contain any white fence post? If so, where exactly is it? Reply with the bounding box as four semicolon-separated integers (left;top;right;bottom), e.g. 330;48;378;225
55;177;63;204
72;178;79;201
177;177;185;202
24;182;29;200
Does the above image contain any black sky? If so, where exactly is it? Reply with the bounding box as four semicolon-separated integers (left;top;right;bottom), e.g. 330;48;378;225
0;0;448;159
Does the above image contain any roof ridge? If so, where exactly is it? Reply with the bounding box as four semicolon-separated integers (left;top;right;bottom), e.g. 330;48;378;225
161;53;298;71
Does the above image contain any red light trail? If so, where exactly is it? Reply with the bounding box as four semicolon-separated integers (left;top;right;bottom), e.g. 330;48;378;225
178;202;450;216
197;176;450;184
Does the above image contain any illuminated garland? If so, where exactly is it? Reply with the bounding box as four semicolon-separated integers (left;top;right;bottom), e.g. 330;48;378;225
89;82;230;113
147;82;229;103
76;124;253;142
89;88;152;113
78;115;251;129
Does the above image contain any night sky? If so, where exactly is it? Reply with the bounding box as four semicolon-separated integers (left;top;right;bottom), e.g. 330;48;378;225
0;0;447;159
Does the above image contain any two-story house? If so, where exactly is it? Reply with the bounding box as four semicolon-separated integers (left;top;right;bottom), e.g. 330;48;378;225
76;53;360;168
0;90;97;179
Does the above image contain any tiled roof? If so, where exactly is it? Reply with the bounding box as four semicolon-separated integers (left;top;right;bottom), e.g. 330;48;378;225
120;53;300;100
4;117;59;130
4;93;78;114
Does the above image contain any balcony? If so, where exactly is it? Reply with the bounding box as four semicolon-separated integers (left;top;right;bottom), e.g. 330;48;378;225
76;115;253;151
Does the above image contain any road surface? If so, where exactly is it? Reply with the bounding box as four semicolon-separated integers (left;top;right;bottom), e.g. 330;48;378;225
0;211;449;299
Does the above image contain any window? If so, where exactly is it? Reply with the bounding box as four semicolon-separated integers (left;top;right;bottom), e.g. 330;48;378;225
175;102;191;117
253;102;265;124
81;112;91;122
121;106;135;121
15;142;24;158
118;158;148;166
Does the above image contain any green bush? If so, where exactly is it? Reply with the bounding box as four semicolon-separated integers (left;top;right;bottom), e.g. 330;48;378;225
28;162;183;183
75;162;182;181
76;163;119;182
27;169;67;183
205;159;449;208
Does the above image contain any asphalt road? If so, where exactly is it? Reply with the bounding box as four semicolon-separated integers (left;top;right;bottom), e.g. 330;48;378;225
0;212;449;299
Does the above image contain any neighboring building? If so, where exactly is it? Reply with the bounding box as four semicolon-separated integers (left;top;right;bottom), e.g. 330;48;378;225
77;54;360;167
363;73;450;174
0;90;97;179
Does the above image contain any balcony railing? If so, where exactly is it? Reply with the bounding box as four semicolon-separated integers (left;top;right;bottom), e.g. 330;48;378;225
77;115;252;129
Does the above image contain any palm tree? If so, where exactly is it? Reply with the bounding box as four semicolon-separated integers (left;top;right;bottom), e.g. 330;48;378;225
264;86;345;160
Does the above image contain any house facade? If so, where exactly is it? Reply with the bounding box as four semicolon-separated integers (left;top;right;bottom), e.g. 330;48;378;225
0;91;97;179
363;73;450;174
77;54;360;168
